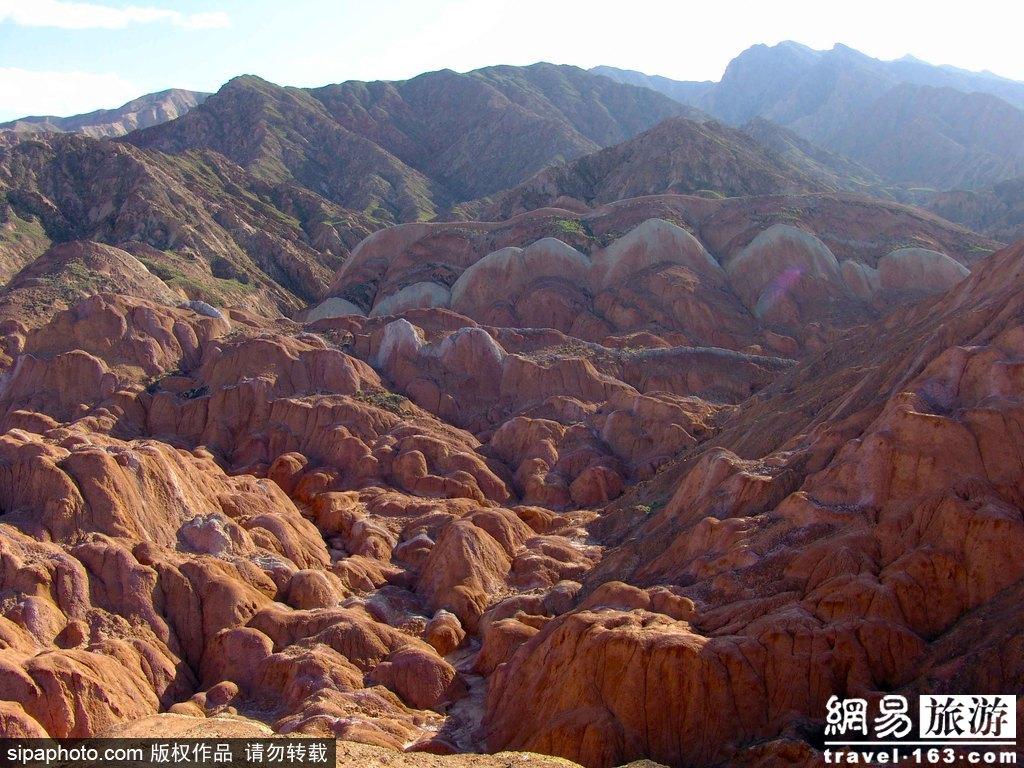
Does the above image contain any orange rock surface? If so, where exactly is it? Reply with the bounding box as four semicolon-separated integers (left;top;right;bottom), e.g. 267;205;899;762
0;201;1018;768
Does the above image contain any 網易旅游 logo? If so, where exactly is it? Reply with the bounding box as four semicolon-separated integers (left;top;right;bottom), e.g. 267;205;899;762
823;694;1017;764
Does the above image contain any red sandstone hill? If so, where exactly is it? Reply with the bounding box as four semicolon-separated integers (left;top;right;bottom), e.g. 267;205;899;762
315;194;995;354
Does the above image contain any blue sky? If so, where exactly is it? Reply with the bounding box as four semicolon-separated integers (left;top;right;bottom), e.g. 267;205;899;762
1;0;1023;121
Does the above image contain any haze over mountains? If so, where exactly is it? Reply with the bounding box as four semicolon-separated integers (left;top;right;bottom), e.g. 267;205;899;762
0;89;210;138
595;42;1024;194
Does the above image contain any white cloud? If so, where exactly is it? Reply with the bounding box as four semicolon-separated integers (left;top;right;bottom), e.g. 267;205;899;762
0;68;140;120
0;0;229;30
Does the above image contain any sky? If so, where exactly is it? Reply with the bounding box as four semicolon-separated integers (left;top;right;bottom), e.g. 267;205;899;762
1;0;1023;121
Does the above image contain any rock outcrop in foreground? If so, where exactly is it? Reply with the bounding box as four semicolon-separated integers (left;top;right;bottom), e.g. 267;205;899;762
0;204;1019;768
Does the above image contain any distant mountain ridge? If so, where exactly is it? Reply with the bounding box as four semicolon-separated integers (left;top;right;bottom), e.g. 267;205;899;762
0;89;210;138
918;176;1024;243
593;43;1024;114
738;117;888;196
590;65;714;105
592;44;1024;191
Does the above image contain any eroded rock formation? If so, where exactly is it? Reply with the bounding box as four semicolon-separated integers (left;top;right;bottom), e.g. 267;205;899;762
0;189;1018;768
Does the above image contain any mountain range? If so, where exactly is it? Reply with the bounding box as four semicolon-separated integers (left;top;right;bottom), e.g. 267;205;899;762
594;43;1024;193
11;44;1018;240
6;45;1024;233
4;51;1023;325
126;65;695;221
